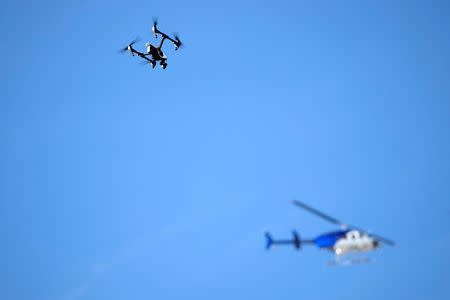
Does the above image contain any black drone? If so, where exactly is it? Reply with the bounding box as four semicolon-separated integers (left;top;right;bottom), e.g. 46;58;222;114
120;19;182;69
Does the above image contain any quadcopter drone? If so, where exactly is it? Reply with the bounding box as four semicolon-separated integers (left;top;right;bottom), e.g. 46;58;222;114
265;200;395;256
120;19;182;69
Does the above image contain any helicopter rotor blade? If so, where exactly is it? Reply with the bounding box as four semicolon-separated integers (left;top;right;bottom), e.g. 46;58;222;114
366;232;395;246
342;223;395;246
292;200;395;246
350;226;396;246
292;200;344;226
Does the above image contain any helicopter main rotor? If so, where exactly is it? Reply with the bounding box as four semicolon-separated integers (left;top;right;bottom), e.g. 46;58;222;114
292;200;395;246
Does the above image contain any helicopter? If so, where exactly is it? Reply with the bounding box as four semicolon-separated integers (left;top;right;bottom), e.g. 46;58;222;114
265;200;395;256
119;19;182;69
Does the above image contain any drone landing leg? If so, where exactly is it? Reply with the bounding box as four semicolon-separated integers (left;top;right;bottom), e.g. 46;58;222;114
160;59;168;69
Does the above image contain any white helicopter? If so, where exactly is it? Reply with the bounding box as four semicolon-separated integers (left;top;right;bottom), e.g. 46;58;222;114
265;200;395;259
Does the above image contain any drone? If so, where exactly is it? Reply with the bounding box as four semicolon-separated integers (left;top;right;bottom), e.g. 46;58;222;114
265;200;395;256
120;19;182;69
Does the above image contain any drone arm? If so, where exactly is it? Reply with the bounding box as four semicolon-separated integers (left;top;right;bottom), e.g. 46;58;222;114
165;35;177;44
129;47;147;57
158;35;167;48
139;54;154;63
130;49;155;64
158;32;178;48
128;47;137;56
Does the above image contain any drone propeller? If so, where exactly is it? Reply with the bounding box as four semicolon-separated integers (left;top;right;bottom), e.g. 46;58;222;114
119;45;129;53
152;17;159;37
119;37;140;53
173;33;183;50
139;59;156;68
292;200;395;246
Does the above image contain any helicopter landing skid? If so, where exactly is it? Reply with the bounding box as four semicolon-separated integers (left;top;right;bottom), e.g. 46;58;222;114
327;254;374;267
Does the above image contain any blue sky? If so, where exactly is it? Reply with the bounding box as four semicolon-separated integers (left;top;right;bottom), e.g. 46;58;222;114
1;0;450;299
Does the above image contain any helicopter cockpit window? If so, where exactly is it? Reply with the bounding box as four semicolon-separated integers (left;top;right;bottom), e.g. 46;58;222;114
348;231;359;239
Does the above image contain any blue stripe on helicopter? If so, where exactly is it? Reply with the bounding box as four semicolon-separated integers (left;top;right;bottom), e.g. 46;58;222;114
314;230;349;248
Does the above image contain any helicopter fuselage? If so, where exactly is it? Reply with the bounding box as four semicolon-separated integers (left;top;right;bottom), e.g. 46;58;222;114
315;230;379;255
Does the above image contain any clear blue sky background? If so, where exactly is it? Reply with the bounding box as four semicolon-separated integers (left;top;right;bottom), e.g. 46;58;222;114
1;0;450;299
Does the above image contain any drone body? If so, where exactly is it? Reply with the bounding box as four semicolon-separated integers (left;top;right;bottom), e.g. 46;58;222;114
120;19;182;69
265;200;394;256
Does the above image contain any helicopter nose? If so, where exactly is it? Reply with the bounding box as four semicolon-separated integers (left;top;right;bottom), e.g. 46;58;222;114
372;240;380;248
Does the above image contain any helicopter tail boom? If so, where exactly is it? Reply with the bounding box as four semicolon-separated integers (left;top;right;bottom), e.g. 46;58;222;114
265;231;308;250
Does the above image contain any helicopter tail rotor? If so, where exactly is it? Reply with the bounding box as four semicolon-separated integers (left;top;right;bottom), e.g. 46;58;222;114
265;232;274;249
